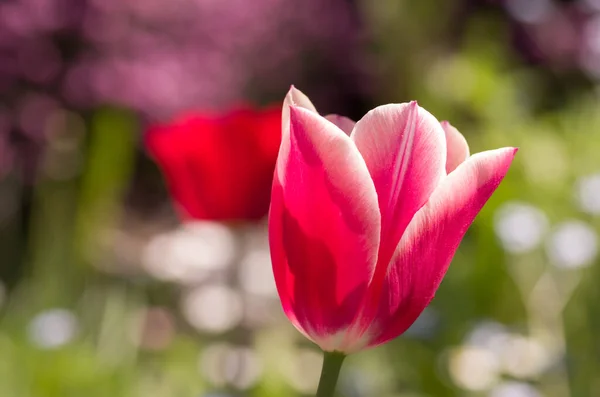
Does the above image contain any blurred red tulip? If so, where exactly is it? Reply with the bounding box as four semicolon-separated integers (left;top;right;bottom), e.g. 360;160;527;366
146;106;281;221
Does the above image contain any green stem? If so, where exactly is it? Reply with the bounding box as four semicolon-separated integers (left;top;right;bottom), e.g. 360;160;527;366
315;351;346;397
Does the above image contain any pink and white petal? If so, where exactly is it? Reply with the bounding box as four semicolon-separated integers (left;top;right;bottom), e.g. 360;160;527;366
279;86;319;180
367;147;517;347
441;121;470;174
351;102;447;260
348;103;446;339
282;86;317;137
269;106;381;348
325;114;356;135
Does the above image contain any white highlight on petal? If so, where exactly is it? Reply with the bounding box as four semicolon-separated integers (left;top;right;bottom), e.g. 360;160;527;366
142;221;236;284
546;220;598;269
181;284;243;333
575;174;600;215
494;202;549;254
28;309;79;349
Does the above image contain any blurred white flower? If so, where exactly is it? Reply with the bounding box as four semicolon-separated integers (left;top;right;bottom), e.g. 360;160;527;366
181;284;243;333
28;309;78;349
494;202;549;254
498;335;551;379
199;343;262;389
489;381;542;397
448;346;500;391
142;221;236;284
465;321;553;379
575;174;600;215
238;247;277;297
546;220;598;269
465;321;512;358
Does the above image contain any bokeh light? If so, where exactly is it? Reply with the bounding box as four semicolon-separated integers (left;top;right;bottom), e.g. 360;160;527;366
546;220;598;269
489;381;542;397
142;222;236;284
181;284;243;334
448;346;500;391
494;202;549;254
575;174;600;215
27;309;79;349
199;343;262;389
238;247;277;298
498;335;550;379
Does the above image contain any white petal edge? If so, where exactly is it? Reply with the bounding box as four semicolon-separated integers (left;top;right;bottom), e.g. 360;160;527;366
441;121;470;174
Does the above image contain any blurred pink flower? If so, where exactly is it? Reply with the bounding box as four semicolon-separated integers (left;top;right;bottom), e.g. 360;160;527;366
0;0;366;178
64;0;366;117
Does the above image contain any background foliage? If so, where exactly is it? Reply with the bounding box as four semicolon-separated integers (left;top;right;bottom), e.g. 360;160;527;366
1;0;600;396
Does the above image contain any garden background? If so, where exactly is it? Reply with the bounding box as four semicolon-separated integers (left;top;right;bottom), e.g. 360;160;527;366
1;0;600;396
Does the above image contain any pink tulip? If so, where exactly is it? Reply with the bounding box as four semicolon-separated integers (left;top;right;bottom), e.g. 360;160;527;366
269;86;517;353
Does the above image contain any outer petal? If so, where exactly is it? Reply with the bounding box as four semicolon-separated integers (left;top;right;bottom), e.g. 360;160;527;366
282;86;317;141
145;116;220;219
368;147;518;347
269;106;381;350
278;86;319;182
441;121;470;174
325;114;356;135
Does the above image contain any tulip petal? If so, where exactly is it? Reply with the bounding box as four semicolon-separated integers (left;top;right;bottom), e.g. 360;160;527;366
368;147;517;347
282;86;317;140
325;114;356;135
351;102;447;260
146;108;282;221
269;106;381;350
278;86;319;183
145;117;220;220
441;121;470;174
345;103;446;343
